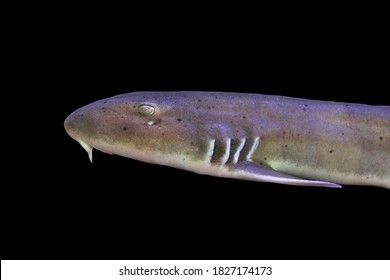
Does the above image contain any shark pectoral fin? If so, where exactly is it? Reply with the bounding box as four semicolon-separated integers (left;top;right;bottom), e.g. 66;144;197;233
233;162;341;188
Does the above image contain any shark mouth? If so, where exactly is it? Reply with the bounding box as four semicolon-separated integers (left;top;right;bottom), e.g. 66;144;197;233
77;139;93;163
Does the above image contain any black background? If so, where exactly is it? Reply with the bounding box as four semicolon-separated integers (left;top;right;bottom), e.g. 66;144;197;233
3;9;389;260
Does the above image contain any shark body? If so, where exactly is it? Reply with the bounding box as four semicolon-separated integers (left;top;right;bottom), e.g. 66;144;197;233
64;91;390;189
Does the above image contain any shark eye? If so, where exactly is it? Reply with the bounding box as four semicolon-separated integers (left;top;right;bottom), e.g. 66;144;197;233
138;104;155;116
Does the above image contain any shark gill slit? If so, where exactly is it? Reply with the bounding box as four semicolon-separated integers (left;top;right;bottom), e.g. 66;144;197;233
229;138;246;164
205;139;216;163
246;136;260;161
220;138;231;165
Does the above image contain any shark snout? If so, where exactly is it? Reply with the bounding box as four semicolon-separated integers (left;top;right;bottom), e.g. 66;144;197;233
64;109;88;140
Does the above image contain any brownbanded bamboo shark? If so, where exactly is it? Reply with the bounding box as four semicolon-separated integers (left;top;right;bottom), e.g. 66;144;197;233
64;91;390;189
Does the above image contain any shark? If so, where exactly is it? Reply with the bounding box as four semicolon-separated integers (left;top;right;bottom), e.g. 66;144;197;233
64;91;390;189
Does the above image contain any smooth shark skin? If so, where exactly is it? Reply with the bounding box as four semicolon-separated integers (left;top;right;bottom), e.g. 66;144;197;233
64;91;390;189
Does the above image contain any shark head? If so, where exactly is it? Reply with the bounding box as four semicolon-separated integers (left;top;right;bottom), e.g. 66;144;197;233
64;91;219;170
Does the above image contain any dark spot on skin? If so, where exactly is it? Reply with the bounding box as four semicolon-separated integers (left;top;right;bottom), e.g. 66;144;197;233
260;136;264;140
230;120;233;124
303;108;307;112
260;162;263;166
283;131;286;135
297;133;300;137
198;99;201;102
186;152;189;155
177;118;182;122
196;106;200;110
264;157;267;161
182;158;186;161
284;145;288;148
342;133;345;136
161;133;165;136
133;105;136;108
379;136;383;140
80;114;84;117
208;106;211;109
242;115;246;119
329;150;334;153
304;104;308;107
123;127;127;131
190;141;194;145
215;96;218;99
103;101;107;104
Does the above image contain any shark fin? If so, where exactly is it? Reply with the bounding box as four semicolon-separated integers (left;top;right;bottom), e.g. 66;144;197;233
232;162;341;188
